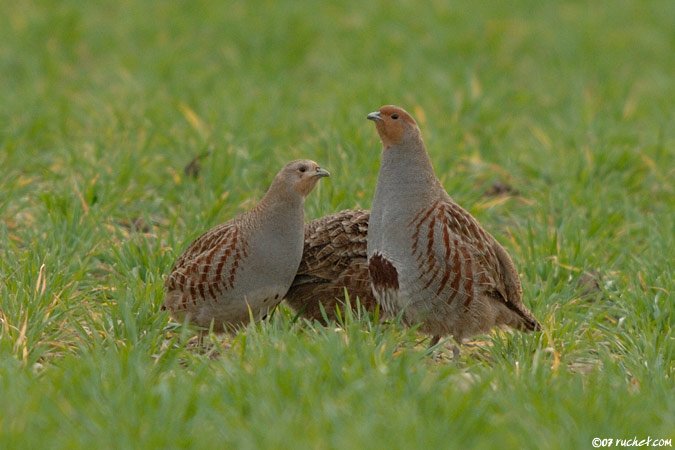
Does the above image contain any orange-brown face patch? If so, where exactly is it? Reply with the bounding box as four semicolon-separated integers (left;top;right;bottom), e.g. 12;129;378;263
372;105;418;148
378;105;417;127
374;117;405;148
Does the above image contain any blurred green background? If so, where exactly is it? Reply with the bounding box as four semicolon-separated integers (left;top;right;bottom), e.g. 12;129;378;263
1;0;673;448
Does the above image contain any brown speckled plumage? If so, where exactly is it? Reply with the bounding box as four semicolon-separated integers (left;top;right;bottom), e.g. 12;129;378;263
285;209;376;322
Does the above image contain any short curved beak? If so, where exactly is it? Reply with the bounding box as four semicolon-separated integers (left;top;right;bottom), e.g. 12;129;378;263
314;167;330;178
367;111;383;122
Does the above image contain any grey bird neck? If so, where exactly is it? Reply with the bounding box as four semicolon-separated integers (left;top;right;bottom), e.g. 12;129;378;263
239;178;306;237
375;139;441;206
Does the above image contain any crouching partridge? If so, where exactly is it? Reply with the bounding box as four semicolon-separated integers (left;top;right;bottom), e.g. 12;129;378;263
163;160;330;330
285;209;376;322
366;105;540;346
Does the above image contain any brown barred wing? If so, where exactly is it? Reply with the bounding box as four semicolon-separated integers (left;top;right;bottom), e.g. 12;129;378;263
408;200;539;331
407;200;502;312
164;222;249;311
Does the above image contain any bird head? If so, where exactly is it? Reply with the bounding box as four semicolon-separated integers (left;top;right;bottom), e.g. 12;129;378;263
279;159;330;197
367;105;420;148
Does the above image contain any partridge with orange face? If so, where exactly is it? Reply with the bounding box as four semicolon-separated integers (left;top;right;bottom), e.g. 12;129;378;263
163;160;330;330
285;209;376;322
366;105;539;345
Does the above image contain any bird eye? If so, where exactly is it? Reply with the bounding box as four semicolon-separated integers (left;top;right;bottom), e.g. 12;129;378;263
391;113;399;120
299;166;307;173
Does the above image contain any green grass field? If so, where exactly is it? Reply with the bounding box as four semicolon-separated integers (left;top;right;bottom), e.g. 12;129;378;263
1;0;673;448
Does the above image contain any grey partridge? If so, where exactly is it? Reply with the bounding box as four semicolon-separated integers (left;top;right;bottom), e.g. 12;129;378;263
163;160;330;330
366;105;540;345
285;209;376;322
